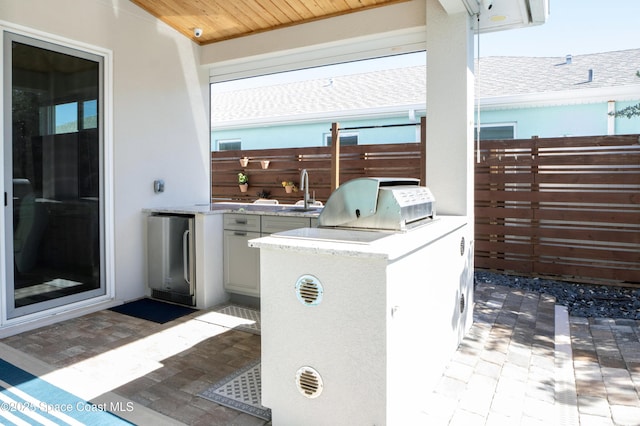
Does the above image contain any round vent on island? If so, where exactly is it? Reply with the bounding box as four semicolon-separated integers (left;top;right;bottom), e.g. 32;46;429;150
295;275;323;306
295;366;324;399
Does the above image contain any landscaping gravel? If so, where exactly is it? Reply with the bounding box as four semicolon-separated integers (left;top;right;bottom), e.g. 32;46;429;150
474;270;640;319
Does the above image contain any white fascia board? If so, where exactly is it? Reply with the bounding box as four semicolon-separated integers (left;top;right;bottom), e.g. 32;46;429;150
203;0;426;82
479;85;640;110
212;104;426;131
207;28;426;83
438;0;468;15
529;0;550;24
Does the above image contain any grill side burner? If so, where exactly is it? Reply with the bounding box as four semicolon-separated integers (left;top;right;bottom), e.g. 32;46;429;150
317;177;435;231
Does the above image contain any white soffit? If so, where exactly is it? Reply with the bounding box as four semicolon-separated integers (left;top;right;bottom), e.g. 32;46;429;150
212;104;426;131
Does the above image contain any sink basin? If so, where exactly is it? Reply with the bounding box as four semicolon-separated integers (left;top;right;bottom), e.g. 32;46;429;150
282;206;323;213
239;204;286;212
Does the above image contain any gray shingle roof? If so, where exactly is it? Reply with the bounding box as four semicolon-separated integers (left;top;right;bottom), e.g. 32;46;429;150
476;49;640;97
212;65;426;123
212;49;640;124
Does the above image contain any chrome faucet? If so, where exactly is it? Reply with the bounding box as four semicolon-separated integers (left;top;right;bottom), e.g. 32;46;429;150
300;168;310;209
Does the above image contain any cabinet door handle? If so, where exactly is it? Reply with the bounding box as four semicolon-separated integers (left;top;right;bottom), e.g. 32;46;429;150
183;230;191;285
235;219;247;224
234;231;247;236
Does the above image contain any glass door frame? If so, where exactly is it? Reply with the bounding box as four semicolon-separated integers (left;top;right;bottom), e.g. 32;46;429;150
2;29;114;322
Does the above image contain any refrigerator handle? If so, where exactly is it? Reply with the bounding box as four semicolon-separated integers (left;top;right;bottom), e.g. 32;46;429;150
183;229;191;285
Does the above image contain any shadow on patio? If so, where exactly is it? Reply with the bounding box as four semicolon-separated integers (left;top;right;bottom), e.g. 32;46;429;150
1;278;639;425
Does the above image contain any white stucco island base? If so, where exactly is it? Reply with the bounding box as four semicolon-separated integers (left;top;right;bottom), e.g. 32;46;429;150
251;216;474;425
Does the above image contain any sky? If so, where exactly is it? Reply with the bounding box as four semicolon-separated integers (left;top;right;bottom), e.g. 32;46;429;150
478;0;640;57
213;0;640;91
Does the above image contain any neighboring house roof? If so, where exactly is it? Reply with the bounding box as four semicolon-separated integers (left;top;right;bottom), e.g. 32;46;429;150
212;65;426;128
477;48;640;109
477;49;640;96
212;49;640;128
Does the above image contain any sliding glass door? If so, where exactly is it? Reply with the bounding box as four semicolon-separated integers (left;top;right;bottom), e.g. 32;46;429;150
3;32;105;318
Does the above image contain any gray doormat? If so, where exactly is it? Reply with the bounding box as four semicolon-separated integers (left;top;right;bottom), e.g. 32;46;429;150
198;359;271;421
196;304;261;335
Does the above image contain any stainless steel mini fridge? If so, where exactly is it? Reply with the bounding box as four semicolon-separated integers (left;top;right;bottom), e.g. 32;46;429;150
147;214;196;306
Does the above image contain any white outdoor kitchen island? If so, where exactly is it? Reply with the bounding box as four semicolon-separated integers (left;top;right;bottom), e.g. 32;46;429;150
250;214;473;425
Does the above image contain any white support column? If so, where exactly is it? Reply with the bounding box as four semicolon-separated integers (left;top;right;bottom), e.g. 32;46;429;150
425;0;476;371
426;0;474;217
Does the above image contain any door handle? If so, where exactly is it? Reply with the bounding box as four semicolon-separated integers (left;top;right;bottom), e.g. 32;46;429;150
183;229;191;285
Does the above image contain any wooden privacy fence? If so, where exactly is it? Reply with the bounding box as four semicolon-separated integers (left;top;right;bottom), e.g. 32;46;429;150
211;120;425;203
475;135;640;285
211;143;424;203
212;131;639;285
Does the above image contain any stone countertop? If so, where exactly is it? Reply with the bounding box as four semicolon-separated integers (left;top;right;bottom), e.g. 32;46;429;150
249;215;468;261
143;202;323;217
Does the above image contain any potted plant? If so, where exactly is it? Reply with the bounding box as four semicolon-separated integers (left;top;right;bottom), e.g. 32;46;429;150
238;172;249;192
256;189;271;199
281;181;298;194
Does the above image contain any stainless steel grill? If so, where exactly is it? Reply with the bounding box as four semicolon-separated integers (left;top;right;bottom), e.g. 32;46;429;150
317;177;435;231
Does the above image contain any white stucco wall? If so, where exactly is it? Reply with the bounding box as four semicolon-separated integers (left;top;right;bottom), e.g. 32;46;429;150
1;0;211;304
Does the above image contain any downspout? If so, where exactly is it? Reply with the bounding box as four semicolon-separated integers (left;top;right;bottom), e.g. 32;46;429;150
607;100;615;135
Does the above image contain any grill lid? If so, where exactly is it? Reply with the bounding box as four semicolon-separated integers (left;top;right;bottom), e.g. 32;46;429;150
318;177;435;231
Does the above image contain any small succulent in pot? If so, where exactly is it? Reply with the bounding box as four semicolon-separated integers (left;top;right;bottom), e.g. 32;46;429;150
281;181;298;193
238;172;249;192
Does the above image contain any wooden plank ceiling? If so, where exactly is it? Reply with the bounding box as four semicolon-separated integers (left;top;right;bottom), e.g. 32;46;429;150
131;0;410;45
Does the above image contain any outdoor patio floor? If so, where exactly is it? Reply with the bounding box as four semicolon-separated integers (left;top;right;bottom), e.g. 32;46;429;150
1;281;639;425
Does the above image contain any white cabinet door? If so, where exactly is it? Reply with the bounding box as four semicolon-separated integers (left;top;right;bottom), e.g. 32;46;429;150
223;214;315;298
223;230;261;297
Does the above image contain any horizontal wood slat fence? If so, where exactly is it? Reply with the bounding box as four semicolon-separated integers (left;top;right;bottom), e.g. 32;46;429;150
211;143;421;203
212;133;640;286
475;134;640;286
211;143;424;203
211;120;425;204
